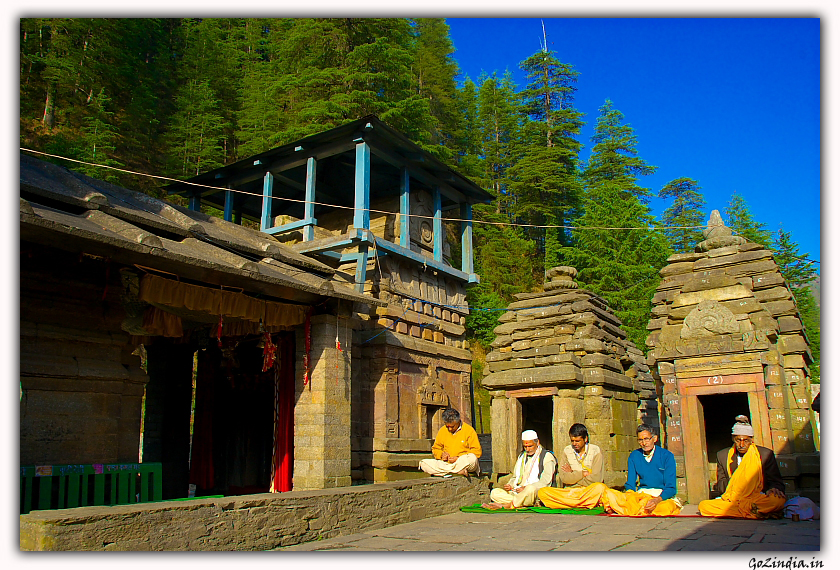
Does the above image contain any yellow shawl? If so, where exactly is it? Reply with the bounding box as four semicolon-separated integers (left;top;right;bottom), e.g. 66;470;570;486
721;444;763;506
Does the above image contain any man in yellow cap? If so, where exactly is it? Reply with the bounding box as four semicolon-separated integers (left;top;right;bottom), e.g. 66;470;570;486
698;415;786;518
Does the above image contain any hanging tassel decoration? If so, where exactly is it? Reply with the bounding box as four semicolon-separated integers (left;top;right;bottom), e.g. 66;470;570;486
216;314;224;348
262;332;277;372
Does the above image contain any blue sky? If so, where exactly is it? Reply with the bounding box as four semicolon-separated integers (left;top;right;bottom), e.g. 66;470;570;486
446;17;821;268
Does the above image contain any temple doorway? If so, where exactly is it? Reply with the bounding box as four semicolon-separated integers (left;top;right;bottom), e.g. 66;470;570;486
699;392;751;459
698;391;751;496
189;332;296;497
521;396;553;452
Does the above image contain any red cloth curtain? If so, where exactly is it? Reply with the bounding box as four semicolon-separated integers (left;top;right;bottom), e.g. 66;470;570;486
188;349;215;491
270;333;295;492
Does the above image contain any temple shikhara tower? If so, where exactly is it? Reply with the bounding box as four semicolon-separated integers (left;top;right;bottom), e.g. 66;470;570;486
481;266;658;487
645;210;819;504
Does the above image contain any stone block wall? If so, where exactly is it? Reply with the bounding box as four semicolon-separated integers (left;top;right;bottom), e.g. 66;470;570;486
20;476;490;551
20;245;148;466
294;314;354;490
481;266;658;486
645;211;818;502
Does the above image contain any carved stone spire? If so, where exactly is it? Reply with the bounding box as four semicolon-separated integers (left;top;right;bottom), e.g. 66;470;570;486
695;209;747;252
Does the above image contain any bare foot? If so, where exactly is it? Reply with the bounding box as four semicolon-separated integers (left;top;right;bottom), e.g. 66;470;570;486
482;502;505;510
458;468;468;476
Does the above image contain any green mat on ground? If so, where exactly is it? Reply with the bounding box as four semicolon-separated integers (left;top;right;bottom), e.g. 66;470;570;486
532;505;605;515
461;503;605;515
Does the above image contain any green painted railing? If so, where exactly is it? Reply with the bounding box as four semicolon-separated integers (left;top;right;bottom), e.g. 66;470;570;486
20;463;162;514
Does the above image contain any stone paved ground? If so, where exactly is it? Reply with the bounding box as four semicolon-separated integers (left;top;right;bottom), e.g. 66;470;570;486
278;506;820;552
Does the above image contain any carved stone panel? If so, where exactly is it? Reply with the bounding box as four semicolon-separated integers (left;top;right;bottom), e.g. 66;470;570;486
417;367;449;407
681;300;740;339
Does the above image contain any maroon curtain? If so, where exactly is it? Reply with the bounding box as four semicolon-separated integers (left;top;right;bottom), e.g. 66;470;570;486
188;349;215;491
271;334;295;492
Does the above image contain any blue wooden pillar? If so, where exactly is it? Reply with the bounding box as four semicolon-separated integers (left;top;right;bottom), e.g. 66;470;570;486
354;142;371;231
399;167;410;248
354;142;371;292
261;172;274;232
461;202;474;275
188;192;201;212
355;246;369;293
223;185;234;222
432;186;443;262
304;157;317;241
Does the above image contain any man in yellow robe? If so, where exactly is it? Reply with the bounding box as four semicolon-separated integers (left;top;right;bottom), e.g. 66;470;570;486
537;423;607;509
698;416;786;518
600;424;683;516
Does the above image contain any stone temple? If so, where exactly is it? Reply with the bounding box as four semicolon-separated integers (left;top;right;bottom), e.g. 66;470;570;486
645;210;819;504
481;266;658;488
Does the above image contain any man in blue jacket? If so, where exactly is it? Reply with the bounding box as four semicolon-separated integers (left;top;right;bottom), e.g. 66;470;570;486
601;424;682;516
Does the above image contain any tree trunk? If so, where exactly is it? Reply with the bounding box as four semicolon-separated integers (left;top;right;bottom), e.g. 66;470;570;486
42;83;55;129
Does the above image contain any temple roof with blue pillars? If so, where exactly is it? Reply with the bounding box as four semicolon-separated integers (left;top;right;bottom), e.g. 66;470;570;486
167;116;494;292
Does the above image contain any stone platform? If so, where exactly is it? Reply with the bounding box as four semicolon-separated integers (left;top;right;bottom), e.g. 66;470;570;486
280;507;821;552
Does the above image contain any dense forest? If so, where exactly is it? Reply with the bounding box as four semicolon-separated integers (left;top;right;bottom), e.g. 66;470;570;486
19;17;820;379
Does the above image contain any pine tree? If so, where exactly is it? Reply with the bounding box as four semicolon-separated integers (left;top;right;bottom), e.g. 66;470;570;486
453;76;482;179
167;78;227;176
411;18;461;163
77;87;122;182
772;227;820;378
583;99;656;202
510;49;584;269
725;191;772;247
466;205;539;347
563;100;672;347
476;71;522;216
659;177;707;253
20;18;179;192
235;18;297;158
260;18;432;147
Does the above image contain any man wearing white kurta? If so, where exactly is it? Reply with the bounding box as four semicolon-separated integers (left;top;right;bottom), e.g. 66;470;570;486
484;430;557;509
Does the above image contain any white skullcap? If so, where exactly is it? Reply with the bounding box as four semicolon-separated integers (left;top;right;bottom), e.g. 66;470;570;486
732;415;754;437
521;430;539;441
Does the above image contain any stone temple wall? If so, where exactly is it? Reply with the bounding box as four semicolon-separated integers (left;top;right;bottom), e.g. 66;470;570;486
481;267;658;488
645;211;818;504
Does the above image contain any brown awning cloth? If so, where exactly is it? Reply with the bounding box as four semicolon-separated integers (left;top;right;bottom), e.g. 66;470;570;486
139;274;309;328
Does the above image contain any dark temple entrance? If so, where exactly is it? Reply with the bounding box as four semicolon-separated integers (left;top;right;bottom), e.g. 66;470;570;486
698;392;751;496
189;332;296;497
521;396;553;452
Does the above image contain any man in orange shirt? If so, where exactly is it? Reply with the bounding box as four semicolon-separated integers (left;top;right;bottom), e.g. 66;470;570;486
419;408;482;477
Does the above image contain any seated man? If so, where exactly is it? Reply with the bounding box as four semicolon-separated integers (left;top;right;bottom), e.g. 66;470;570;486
698;415;786;518
419;408;481;477
483;430;556;509
538;423;606;509
601;424;682;516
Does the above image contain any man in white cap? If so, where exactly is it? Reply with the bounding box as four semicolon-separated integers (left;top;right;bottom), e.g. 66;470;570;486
698;415;786;518
482;430;557;509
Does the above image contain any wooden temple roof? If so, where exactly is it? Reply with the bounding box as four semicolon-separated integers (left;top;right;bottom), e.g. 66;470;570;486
19;152;384;307
165;115;494;223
